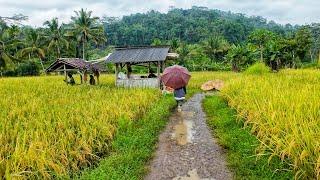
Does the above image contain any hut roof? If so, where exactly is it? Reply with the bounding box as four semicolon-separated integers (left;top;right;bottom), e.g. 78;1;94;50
46;58;101;72
106;46;170;64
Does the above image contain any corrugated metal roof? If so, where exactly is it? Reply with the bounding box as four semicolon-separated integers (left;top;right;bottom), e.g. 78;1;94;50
106;47;170;64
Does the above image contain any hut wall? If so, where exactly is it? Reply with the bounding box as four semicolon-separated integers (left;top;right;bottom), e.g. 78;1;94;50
116;78;159;88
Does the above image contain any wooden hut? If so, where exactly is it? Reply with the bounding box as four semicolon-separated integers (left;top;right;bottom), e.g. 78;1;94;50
45;58;106;84
106;46;178;88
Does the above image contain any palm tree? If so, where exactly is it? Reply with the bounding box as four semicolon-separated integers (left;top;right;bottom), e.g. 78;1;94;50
0;41;14;76
249;29;274;62
43;18;68;58
0;27;21;75
19;29;46;71
170;38;179;51
70;9;106;59
202;35;230;61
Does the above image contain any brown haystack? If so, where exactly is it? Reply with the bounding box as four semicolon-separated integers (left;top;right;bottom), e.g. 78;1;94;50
201;80;224;91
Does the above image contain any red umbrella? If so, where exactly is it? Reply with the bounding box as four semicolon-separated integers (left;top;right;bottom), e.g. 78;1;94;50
161;65;191;89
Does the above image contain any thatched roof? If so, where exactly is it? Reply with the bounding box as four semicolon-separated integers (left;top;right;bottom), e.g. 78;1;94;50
45;58;101;72
106;46;170;64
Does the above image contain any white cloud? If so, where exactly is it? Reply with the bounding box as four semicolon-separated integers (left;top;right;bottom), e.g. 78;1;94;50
0;0;320;26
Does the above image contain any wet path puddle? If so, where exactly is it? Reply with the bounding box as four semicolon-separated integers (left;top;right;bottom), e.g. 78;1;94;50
173;169;214;180
172;111;195;146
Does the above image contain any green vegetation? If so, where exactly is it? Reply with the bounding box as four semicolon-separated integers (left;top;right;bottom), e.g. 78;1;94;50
244;62;270;75
1;4;320;180
203;95;294;179
80;95;175;179
1;6;320;76
0;9;106;76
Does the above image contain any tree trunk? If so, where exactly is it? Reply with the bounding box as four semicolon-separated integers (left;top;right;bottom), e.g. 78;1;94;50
260;45;263;62
57;44;61;58
318;50;320;65
82;39;85;60
231;62;239;72
39;58;45;72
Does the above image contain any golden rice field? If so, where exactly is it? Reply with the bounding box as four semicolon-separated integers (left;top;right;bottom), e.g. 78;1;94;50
219;69;320;179
0;70;319;179
0;75;161;179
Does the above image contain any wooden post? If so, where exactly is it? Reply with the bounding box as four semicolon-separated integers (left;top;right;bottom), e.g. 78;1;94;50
157;61;161;88
126;63;132;79
161;61;165;73
161;61;165;89
115;63;119;86
64;64;67;81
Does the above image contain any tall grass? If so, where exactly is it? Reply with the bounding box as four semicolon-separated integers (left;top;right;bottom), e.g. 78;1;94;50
0;75;161;179
221;69;320;179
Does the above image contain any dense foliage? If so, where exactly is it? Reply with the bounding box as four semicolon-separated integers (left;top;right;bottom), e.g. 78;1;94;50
103;6;295;45
1;6;320;75
0;9;106;76
102;7;320;71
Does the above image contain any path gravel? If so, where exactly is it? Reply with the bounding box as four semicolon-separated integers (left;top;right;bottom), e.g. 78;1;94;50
145;93;232;180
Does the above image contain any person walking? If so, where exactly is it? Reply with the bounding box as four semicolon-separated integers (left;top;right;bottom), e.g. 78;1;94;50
174;86;186;111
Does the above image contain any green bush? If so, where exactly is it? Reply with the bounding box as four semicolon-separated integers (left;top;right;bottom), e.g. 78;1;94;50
244;62;270;75
15;61;41;76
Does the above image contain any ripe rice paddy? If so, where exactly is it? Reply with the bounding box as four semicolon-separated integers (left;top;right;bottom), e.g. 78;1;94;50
0;69;319;179
0;75;160;178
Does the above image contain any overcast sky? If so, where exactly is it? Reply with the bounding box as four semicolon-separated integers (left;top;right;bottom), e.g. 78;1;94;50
1;0;320;27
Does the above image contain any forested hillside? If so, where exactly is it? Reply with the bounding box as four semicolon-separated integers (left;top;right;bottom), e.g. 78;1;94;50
103;6;296;46
1;6;320;76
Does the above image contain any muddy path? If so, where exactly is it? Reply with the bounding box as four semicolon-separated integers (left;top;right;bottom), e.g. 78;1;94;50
145;93;232;180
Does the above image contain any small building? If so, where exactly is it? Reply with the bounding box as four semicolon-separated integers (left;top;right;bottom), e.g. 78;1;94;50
45;58;107;84
106;46;178;88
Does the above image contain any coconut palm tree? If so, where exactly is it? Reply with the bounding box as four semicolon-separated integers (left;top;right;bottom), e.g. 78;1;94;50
202;35;230;61
0;41;14;76
249;29;274;62
19;29;46;71
0;27;22;75
69;9;106;59
43;18;68;59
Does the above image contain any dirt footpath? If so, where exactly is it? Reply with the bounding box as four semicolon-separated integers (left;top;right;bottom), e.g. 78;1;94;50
145;93;232;180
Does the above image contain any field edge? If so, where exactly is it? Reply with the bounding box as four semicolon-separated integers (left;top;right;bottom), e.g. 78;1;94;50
203;94;294;180
79;95;176;179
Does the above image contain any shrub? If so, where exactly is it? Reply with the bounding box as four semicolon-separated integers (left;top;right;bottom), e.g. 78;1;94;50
244;62;270;75
15;61;41;76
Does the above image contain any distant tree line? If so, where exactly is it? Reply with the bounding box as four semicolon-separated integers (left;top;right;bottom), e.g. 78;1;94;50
102;6;318;71
1;6;320;76
0;9;106;76
103;6;297;46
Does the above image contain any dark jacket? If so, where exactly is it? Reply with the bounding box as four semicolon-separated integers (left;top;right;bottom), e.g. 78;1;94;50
174;87;186;98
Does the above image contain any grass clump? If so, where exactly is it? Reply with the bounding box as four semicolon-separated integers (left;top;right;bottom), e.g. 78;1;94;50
244;62;270;75
203;95;294;180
